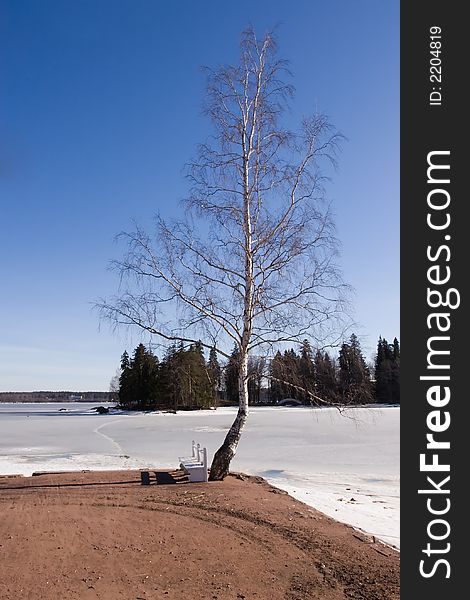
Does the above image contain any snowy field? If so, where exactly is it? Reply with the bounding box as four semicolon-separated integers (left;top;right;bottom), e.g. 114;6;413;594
0;403;399;548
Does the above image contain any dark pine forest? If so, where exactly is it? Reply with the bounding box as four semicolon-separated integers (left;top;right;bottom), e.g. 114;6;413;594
116;334;400;410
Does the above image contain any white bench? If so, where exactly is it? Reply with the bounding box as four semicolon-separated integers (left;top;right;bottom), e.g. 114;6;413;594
179;441;208;483
178;440;200;464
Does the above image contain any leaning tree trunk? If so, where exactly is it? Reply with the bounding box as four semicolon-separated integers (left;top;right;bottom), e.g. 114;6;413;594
209;353;249;480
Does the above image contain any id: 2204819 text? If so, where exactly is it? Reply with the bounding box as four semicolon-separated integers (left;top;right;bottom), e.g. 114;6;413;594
429;26;443;106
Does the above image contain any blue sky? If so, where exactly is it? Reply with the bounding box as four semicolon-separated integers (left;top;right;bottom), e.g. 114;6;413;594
0;0;399;391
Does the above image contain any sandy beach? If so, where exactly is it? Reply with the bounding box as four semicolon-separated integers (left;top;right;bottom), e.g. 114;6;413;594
0;469;399;600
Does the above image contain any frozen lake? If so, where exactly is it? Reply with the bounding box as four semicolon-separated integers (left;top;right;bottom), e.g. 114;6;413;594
0;403;399;547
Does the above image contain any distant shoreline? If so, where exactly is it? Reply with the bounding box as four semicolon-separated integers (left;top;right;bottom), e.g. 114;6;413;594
0;393;400;410
0;391;115;403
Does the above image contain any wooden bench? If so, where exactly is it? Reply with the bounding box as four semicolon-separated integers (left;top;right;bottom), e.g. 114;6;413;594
179;441;208;483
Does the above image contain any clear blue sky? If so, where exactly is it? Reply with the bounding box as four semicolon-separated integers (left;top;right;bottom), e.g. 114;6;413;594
0;0;399;391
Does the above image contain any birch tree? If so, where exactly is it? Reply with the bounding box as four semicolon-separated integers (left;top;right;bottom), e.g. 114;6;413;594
99;29;348;480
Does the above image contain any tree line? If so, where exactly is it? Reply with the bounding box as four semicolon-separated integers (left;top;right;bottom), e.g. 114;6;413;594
117;342;221;410
269;334;400;405
115;334;399;410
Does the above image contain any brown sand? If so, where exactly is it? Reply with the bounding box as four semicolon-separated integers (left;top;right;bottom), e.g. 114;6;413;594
0;470;399;599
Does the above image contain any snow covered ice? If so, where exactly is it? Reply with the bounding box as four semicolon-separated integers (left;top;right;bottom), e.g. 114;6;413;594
0;403;399;548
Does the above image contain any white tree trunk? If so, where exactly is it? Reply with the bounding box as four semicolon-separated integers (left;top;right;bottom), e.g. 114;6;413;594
209;352;249;480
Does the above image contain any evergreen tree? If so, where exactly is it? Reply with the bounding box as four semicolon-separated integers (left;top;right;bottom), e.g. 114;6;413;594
159;343;182;409
186;342;213;408
224;344;240;404
338;334;373;404
375;336;400;404
299;340;315;403
374;337;391;403
269;351;284;403
391;337;400;404
207;347;222;405
281;348;302;400
120;350;130;370
118;344;159;409
131;343;159;408
314;350;339;403
393;337;400;360
118;351;132;407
